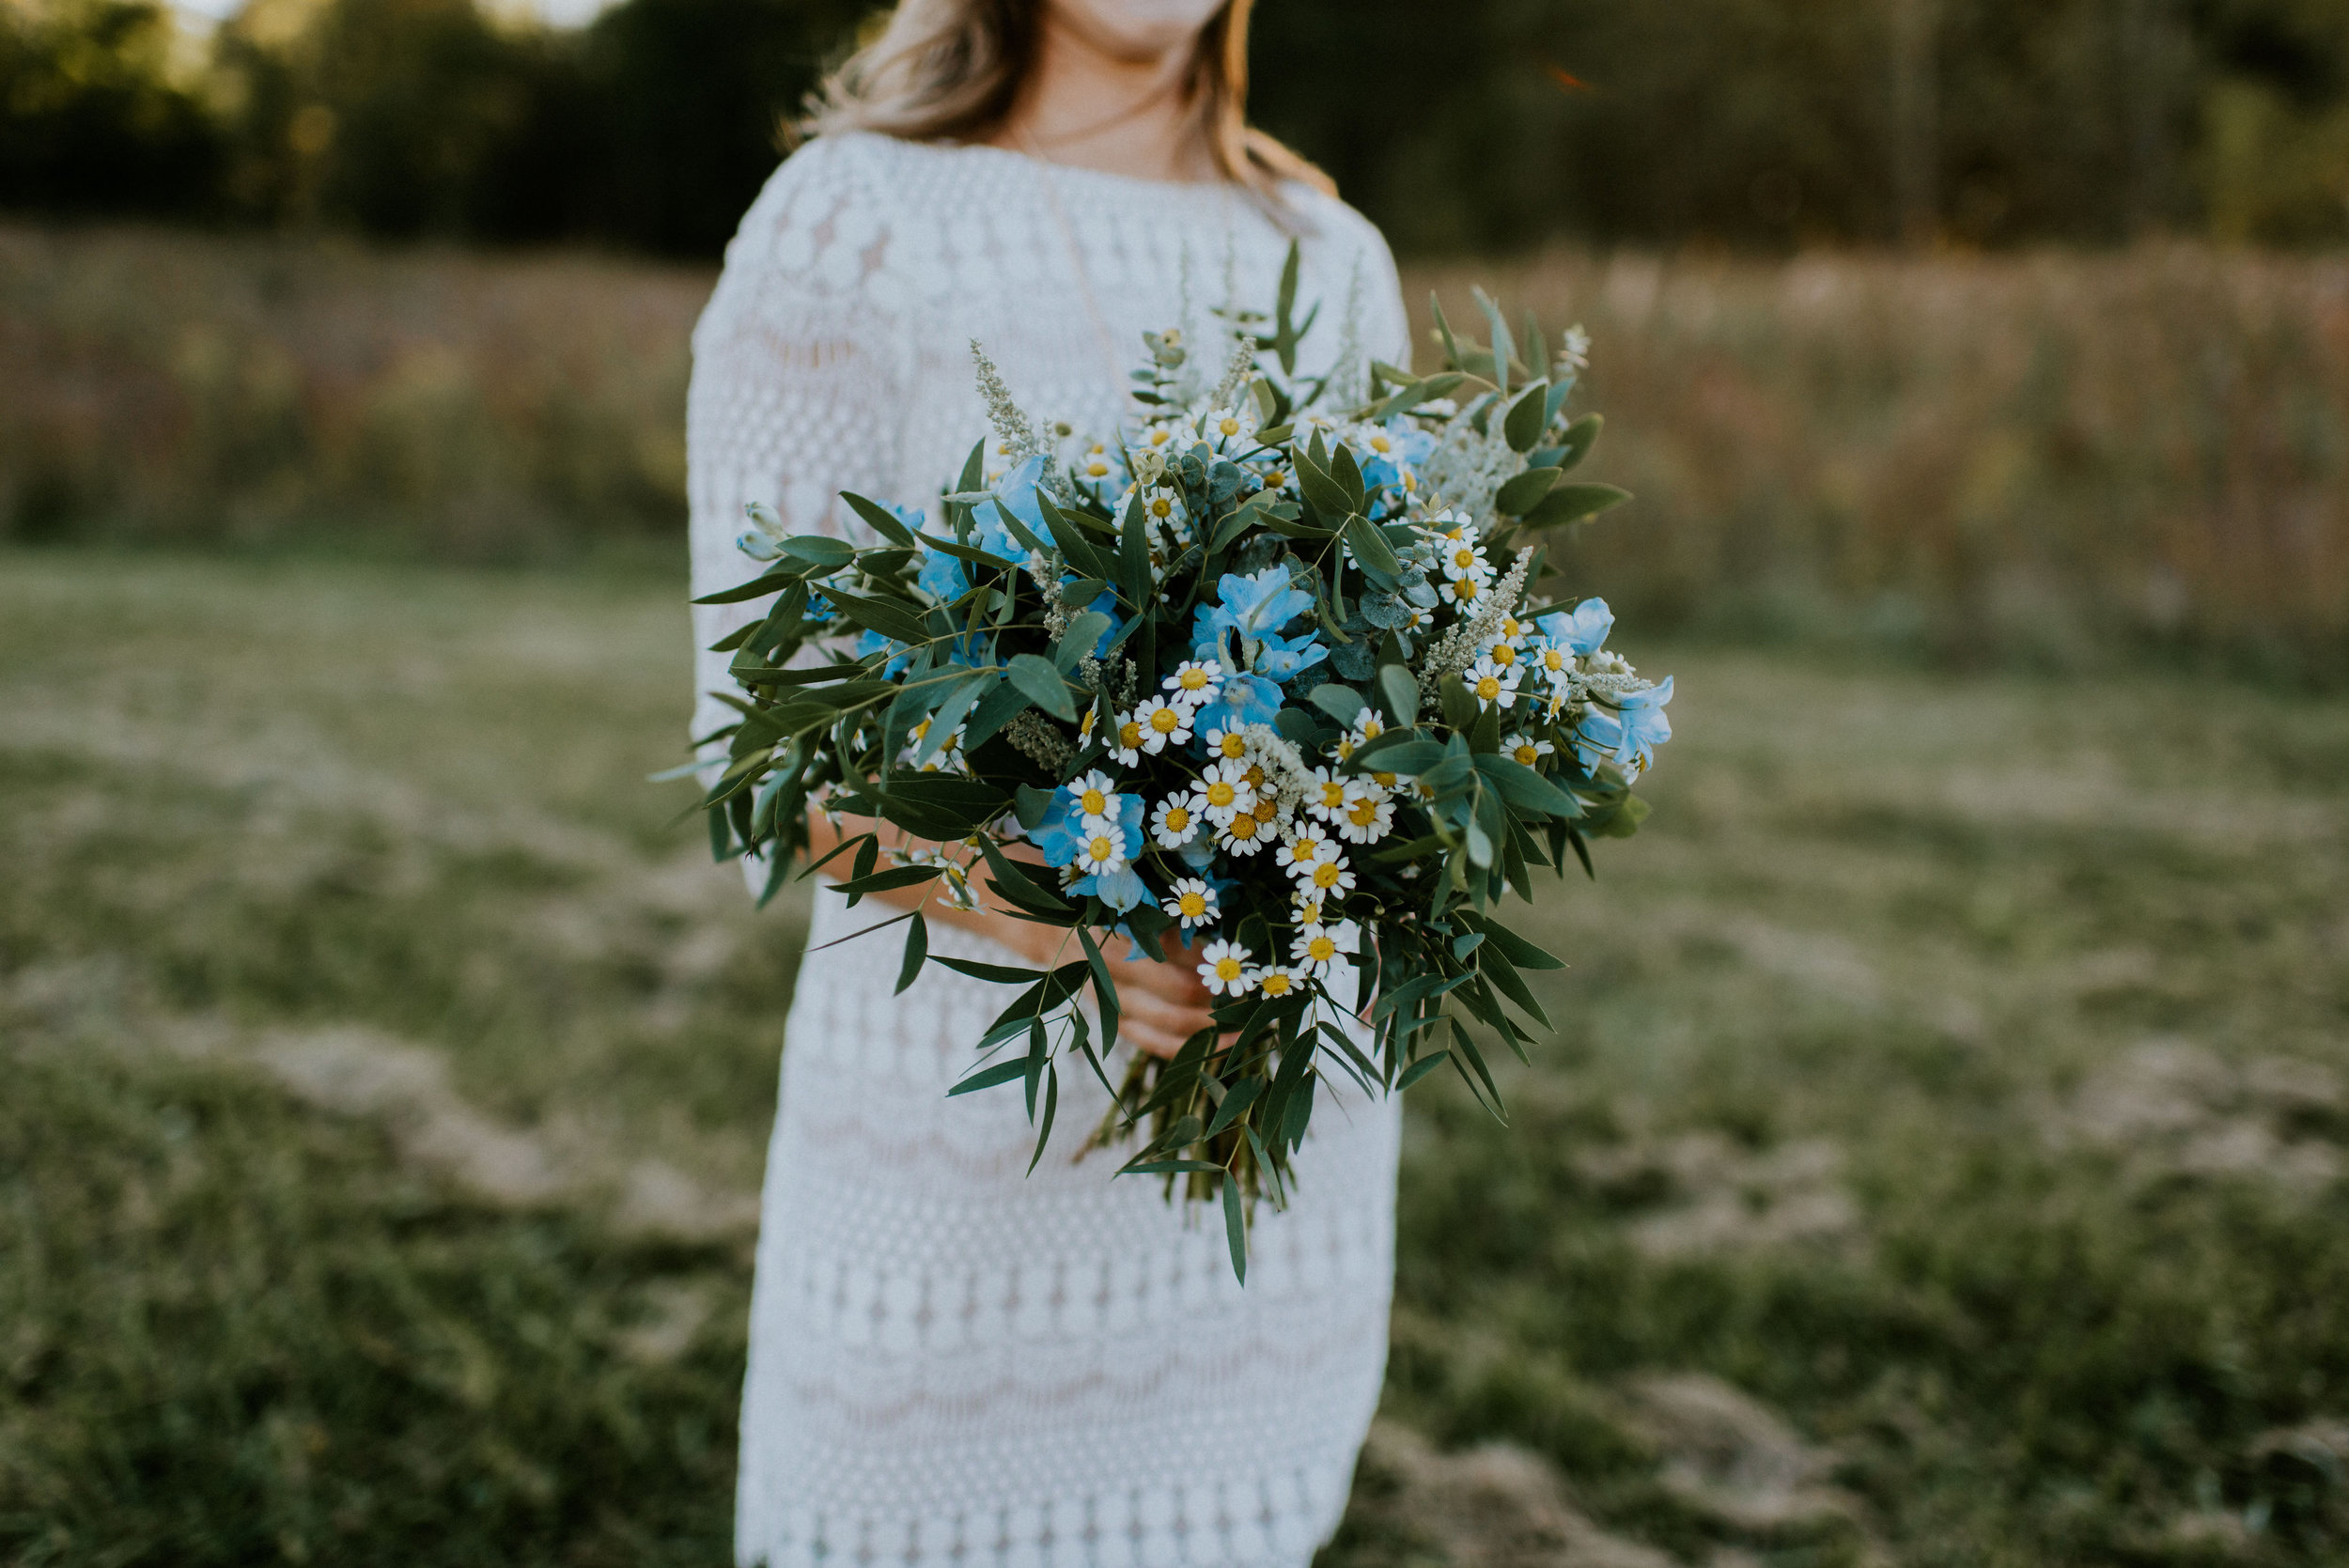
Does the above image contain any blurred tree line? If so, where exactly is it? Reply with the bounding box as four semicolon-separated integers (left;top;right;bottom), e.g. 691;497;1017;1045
4;0;2347;256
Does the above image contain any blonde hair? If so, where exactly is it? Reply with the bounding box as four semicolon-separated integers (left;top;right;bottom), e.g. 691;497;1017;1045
801;0;1334;202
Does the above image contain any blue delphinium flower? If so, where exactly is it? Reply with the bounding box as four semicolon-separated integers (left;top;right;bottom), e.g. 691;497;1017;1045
981;455;1050;564
1538;598;1614;655
916;539;970;601
856;628;913;678
1191;672;1283;736
1574;676;1673;774
1031;791;1082;869
1252;628;1330;684
1214;567;1315;642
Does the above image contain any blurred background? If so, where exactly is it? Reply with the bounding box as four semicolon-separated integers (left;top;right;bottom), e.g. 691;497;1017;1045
3;1;2347;1564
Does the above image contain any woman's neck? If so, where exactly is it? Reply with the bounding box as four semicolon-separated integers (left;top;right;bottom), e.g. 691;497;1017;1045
988;14;1219;184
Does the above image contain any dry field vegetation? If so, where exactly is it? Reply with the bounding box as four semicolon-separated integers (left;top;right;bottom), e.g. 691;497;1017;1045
4;551;2347;1566
3;225;2344;677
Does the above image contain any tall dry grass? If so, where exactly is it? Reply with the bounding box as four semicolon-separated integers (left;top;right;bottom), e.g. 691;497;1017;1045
4;224;2343;673
0;224;704;557
1427;248;2349;675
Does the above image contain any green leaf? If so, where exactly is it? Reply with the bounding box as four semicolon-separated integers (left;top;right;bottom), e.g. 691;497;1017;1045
840;491;921;548
1292;449;1354;524
895;911;928;994
692;566;798;605
1473;754;1585;818
1308;683;1367;727
1076;925;1120;1058
910;669;994;768
1396;1051;1452;1092
1206;1078;1264;1140
1221;1177;1248;1284
930;954;1043;986
1377;664;1420;728
946;1057;1031;1097
1521;483;1631;530
1024;1062;1060;1175
922;534;1019;572
1503;382;1549;453
779;534;857;570
822;588;932;644
832;863;944;897
1553;412;1602;473
1007;653;1077;721
962;675;1034;751
1495;466;1563;517
1341;513;1402;576
1053;613;1111;674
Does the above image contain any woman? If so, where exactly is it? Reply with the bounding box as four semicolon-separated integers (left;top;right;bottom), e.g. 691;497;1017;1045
685;2;1411;1562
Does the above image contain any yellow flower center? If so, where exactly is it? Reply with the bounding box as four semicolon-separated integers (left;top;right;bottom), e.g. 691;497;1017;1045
1319;781;1346;807
1229;815;1260;841
1088;836;1114;862
1178;892;1207;918
1347;799;1378;826
1149;707;1182;734
1149;496;1173;519
1544;650;1565;671
1081;788;1107;815
1308;936;1337;962
1086;460;1109;477
1453;548;1477;570
1514;745;1539;766
1178;668;1210;691
1205;781;1236;808
1491;644;1517;665
1312;862;1343;889
1150;428;1174;447
1218;734;1247;758
1262;972;1292;995
1163;805;1190;832
1117;722;1142;749
1218;416;1241;437
1215;957;1244;981
1369;433;1392;453
1373;770;1398;787
1289;840;1318;865
1477;676;1501;700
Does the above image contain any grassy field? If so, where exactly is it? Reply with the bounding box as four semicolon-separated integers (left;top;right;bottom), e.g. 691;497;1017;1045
3;550;2347;1566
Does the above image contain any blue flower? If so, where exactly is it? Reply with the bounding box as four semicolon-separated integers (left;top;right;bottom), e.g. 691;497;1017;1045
1538;598;1614;656
981;454;1050;560
1214;567;1315;641
1030;790;1083;869
856;628;912;677
1574;676;1673;774
1252;628;1330;684
917;541;971;601
1191;672;1283;736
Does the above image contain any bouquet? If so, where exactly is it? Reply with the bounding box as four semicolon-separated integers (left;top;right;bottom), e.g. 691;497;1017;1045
692;250;1672;1279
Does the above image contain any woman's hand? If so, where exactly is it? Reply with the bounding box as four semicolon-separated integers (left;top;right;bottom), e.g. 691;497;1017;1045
992;913;1215;1061
799;807;1217;1061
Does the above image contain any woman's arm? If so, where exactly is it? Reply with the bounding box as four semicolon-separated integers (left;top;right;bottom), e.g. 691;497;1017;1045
800;806;1216;1059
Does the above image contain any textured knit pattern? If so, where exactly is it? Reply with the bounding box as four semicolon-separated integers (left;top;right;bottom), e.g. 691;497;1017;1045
685;132;1412;1568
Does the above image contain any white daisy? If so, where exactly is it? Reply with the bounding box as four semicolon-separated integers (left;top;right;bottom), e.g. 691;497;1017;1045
1106;711;1144;768
1303;766;1351;826
1337;779;1395;845
1136;484;1187;542
1202;726;1252;764
1502;734;1556;769
1280;821;1341;880
1190;759;1256;827
1066;769;1122;833
1531;638;1574;686
1131;696;1192;753
1441;538;1492;586
1150;796;1200;849
1167;877;1218;929
1290;923;1353;978
1198;939;1256;997
1466;657;1522;712
1163;660;1224;706
1200;405;1257;447
1254;965;1302;1000
1217;809;1272;856
1439;574;1485;610
1076;828;1127;877
1299;843;1357;896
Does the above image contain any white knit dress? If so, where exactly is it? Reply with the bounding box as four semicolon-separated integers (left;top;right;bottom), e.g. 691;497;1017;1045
684;132;1412;1568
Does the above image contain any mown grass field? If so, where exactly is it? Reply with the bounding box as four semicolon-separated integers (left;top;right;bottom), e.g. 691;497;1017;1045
4;550;2346;1566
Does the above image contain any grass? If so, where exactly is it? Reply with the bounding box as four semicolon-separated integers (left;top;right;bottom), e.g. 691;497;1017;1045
2;549;2345;1565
